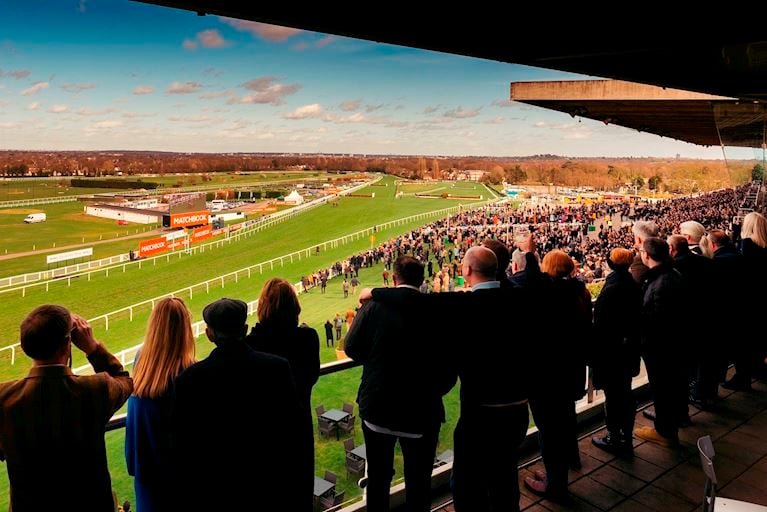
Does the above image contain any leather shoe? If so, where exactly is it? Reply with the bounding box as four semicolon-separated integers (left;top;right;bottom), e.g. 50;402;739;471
524;475;548;495
592;433;632;455
642;409;656;421
634;426;678;447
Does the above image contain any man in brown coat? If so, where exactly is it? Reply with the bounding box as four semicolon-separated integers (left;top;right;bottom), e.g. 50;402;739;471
0;305;133;511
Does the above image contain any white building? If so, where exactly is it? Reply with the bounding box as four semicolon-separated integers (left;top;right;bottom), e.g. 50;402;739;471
84;204;163;224
283;190;304;205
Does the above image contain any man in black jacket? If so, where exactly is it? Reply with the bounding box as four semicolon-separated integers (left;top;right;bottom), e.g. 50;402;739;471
170;298;309;511
635;238;688;447
450;246;531;512
345;256;455;512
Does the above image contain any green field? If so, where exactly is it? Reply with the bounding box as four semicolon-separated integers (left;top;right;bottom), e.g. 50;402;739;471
0;178;492;509
0;201;162;256
399;181;489;197
0;171;333;202
0;176;492;509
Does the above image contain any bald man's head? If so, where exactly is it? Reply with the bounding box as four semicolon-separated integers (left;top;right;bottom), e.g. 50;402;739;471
462;246;498;286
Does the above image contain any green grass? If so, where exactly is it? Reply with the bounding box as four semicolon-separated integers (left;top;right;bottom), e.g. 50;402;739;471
0;222;466;510
0;176;488;509
0;177;485;368
0;201;162;256
0;172;335;202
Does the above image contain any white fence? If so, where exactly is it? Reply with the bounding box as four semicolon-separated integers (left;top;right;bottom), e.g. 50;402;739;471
0;195;479;361
0;177;378;292
0;195;78;208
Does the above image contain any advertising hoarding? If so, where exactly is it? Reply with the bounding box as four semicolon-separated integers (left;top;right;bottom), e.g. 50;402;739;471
138;237;168;258
169;210;210;229
46;247;94;264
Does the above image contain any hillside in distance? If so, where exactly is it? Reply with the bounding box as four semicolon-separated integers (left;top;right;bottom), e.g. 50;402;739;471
0;151;757;193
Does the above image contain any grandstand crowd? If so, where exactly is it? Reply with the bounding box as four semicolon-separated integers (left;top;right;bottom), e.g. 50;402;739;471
0;183;765;512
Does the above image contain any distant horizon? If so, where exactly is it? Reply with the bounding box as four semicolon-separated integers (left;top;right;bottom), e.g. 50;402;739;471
0;148;761;162
0;1;761;160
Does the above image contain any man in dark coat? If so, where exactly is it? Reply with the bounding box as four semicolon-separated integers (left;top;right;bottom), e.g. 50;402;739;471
668;235;717;407
345;256;455;512
324;319;334;347
170;298;308;511
591;248;642;455
449;246;532;512
635;238;688;447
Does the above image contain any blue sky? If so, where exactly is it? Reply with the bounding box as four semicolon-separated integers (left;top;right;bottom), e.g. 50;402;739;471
0;1;748;158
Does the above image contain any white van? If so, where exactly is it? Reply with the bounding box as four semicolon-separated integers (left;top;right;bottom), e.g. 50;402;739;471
23;213;46;223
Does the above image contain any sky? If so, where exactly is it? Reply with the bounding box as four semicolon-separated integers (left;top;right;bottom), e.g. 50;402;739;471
0;1;754;158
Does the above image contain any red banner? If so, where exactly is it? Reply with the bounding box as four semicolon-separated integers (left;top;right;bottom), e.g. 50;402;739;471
138;237;168;258
191;225;212;244
169;210;210;229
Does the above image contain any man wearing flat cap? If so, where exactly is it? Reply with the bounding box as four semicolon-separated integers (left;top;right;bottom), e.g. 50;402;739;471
170;298;309;511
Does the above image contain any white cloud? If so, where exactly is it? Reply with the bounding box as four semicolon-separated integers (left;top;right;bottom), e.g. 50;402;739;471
182;39;197;50
203;67;224;77
423;105;440;114
0;99;11;106
491;99;515;108
48;104;68;113
0;121;18;128
484;116;505;124
332;112;366;124
169;115;212;122
77;107;116;116
365;104;384;113
197;29;229;48
256;132;274;140
0;69;30;80
534;121;547;128
20;81;49;96
199;90;234;100
231;77;301;105
61;82;95;93
122;111;157;118
220;18;302;42
283;103;325;120
339;99;361;112
79;0;87;13
93;120;123;129
444;106;481;119
132;85;154;95
292;42;309;52
167;81;203;94
26;101;40;110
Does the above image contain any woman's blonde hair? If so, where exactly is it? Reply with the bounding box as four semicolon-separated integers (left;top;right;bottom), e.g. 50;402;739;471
257;278;301;327
541;249;576;279
741;211;767;249
132;297;196;399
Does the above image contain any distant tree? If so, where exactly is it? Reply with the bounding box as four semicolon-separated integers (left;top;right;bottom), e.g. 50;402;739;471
505;165;527;184
752;163;765;181
648;174;662;190
632;176;645;190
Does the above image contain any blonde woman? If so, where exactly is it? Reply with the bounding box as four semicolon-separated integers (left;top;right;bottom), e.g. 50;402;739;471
125;297;196;512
